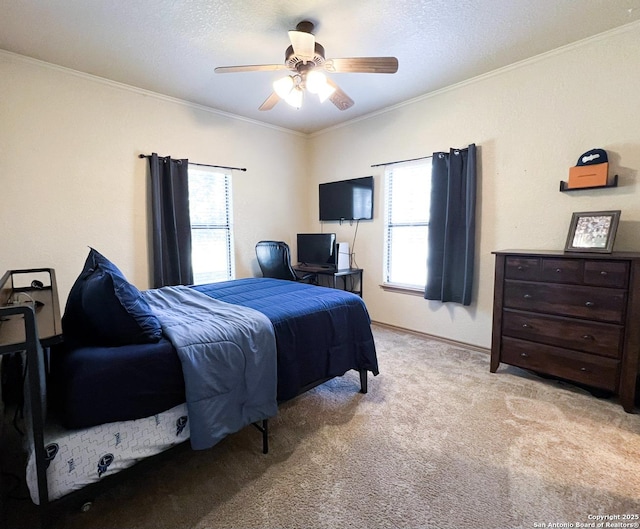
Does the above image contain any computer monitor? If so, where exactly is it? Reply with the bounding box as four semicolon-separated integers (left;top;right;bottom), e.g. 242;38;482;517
296;233;337;268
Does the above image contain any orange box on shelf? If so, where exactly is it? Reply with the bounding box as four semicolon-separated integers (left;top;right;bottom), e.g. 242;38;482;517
568;162;609;189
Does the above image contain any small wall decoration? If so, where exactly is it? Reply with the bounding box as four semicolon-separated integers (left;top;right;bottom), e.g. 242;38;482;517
564;210;621;253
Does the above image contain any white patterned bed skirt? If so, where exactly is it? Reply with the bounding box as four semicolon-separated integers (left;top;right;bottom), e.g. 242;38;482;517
26;403;190;505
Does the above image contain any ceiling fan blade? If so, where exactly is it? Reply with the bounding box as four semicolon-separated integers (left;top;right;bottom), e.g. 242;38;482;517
288;30;315;61
215;64;287;74
324;57;398;74
259;92;280;111
326;79;354;111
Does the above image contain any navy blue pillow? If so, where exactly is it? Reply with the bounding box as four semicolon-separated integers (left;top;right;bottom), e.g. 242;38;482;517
62;248;162;347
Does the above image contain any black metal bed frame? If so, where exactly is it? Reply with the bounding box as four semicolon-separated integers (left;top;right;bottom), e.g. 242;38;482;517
0;269;273;529
0;268;368;529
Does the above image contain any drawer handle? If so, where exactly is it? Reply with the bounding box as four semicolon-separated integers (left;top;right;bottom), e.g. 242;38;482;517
517;266;525;271
585;301;595;307
520;352;529;358
555;268;562;273
579;367;588;372
523;294;533;299
522;323;532;329
600;271;608;276
582;334;594;341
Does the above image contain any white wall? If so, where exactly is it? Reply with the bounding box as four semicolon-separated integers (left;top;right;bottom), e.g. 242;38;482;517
2;22;639;350
0;52;310;301
308;23;640;348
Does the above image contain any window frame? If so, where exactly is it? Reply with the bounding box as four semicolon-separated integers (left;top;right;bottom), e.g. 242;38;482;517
188;165;235;284
382;158;431;293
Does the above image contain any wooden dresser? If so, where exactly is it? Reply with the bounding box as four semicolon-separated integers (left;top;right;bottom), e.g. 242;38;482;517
490;250;640;412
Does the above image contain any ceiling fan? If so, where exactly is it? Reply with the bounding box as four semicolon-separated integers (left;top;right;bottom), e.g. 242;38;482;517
214;21;398;111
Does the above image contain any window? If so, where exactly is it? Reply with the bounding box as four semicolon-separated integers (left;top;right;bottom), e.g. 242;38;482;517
188;165;235;284
383;159;431;290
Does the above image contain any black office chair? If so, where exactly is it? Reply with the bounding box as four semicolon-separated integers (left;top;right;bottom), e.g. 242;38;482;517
255;241;315;283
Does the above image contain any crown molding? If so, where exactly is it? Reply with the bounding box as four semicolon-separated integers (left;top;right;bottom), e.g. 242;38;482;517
310;19;640;138
3;16;638;140
0;49;306;139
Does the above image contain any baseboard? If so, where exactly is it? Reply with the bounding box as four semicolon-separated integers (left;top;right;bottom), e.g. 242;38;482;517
370;321;490;355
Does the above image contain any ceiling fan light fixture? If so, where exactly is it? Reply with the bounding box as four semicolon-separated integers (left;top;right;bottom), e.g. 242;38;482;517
284;86;304;109
273;75;295;99
305;70;327;94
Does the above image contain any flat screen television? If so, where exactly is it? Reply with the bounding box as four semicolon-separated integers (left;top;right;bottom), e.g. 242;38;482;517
319;176;374;222
296;233;337;268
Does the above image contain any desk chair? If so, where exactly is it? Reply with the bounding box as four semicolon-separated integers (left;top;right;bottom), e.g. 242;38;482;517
255;241;316;283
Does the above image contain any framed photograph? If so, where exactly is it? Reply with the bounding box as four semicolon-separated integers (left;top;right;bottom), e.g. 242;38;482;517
564;210;621;253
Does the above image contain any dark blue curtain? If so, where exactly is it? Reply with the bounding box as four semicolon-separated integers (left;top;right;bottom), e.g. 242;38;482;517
148;153;193;288
425;144;477;305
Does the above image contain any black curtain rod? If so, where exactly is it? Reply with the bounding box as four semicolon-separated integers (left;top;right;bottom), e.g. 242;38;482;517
138;154;247;172
371;154;432;168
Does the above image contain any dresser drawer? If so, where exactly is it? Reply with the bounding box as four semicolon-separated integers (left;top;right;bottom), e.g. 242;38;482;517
505;257;540;281
584;260;628;288
502;309;623;358
540;258;583;284
501;337;619;391
504;281;626;323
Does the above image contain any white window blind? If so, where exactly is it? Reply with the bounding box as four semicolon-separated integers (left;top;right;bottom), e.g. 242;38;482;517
188;166;235;284
383;159;431;289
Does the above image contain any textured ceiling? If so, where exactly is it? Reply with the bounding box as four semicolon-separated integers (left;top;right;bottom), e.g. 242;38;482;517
1;0;640;134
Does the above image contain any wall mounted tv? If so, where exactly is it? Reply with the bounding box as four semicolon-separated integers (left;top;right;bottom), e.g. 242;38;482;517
319;176;374;222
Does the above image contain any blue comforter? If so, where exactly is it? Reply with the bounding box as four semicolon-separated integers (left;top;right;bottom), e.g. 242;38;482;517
142;286;277;450
193;278;378;401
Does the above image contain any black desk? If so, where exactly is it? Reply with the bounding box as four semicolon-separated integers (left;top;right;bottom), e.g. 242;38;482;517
0;269;62;351
294;266;363;297
0;268;62;525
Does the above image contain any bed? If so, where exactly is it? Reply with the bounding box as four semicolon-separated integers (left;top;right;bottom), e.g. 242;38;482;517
26;250;379;506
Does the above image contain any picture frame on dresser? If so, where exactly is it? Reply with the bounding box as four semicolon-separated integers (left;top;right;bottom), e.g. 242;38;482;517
564;210;620;253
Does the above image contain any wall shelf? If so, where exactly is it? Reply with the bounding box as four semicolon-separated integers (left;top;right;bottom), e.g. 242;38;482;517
559;174;618;192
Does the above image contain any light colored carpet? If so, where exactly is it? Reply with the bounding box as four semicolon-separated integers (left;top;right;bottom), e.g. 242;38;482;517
7;324;640;528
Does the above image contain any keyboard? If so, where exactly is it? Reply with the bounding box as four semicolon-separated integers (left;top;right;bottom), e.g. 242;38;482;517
295;264;337;273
